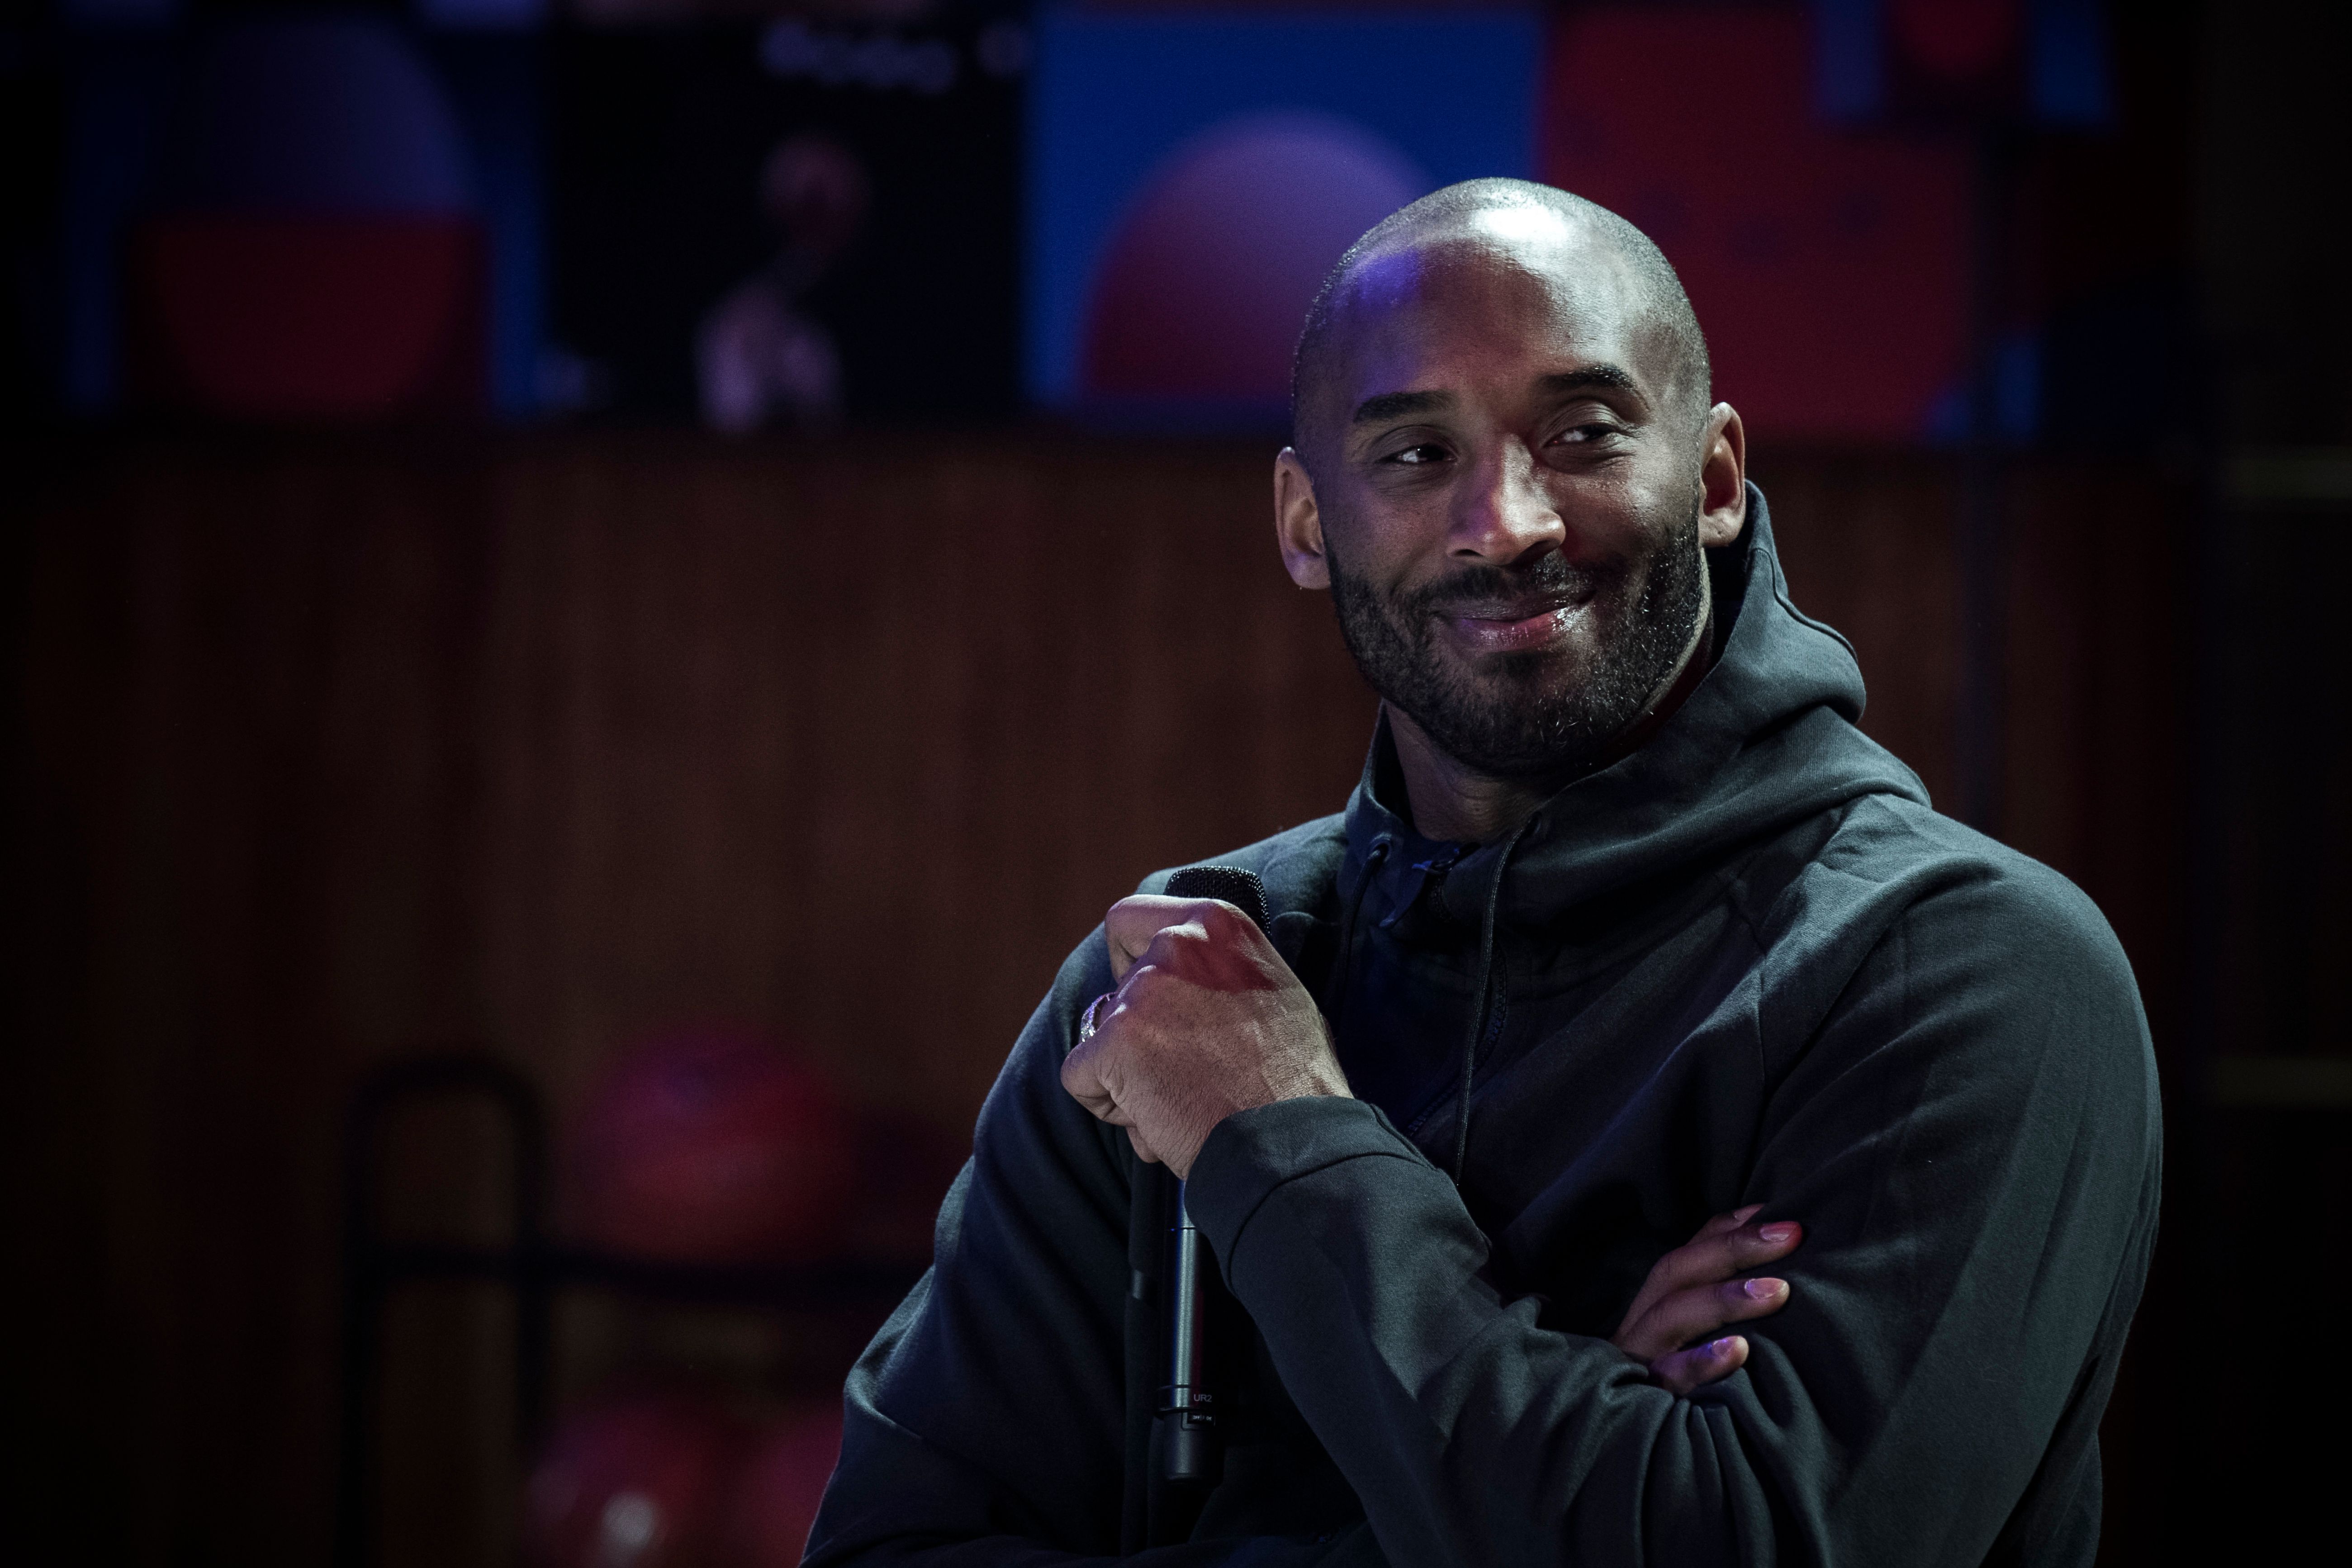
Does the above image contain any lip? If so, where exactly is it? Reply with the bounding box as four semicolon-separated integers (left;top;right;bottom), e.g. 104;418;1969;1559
1439;602;1579;654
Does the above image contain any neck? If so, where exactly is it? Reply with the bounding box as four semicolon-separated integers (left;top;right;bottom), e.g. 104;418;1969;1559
1388;597;1716;844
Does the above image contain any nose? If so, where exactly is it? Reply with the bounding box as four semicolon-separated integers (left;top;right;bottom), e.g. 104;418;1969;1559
1451;438;1564;567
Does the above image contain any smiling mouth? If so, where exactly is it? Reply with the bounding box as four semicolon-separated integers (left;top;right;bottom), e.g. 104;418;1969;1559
1438;601;1583;654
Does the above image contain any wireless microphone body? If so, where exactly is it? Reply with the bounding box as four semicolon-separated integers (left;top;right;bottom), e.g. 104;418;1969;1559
1155;865;1272;1488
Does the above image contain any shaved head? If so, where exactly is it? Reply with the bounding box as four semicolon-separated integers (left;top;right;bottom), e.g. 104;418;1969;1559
1291;179;1710;459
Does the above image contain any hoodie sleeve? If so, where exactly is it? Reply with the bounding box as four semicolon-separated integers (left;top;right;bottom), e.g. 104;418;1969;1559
1179;861;2163;1568
805;932;1385;1568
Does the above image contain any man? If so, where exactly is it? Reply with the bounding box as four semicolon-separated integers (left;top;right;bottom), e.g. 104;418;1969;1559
808;180;2160;1566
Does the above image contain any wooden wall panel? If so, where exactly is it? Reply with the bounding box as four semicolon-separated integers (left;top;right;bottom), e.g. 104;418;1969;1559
1752;451;1962;806
461;435;1374;1135
7;432;2188;1566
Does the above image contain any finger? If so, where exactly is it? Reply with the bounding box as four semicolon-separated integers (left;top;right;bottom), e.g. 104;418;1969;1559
1620;1276;1788;1361
1615;1215;1797;1339
1648;1334;1750;1397
1684;1205;1764;1244
1059;1028;1103;1100
1104;895;1226;982
1638;1218;1803;1303
1740;1220;1802;1265
1062;1023;1156;1156
1057;1031;1128;1125
1616;1208;1766;1333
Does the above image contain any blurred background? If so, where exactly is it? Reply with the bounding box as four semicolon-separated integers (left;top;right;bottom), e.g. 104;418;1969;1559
0;0;2343;1563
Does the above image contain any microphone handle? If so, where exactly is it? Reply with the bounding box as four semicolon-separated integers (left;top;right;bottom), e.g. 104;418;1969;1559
1162;1184;1215;1483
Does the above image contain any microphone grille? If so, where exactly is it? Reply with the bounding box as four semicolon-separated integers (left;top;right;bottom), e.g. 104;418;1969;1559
1164;865;1271;933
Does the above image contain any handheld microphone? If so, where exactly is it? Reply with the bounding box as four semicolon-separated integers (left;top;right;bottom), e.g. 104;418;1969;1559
1156;864;1270;1488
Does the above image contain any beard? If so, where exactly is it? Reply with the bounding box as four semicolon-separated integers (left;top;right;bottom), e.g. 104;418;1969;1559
1324;491;1708;782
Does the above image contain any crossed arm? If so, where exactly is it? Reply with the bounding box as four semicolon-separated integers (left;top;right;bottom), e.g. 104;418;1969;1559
1064;894;1800;1396
811;877;2157;1567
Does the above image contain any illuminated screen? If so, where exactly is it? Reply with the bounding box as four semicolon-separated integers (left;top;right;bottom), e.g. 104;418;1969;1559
1024;5;1541;424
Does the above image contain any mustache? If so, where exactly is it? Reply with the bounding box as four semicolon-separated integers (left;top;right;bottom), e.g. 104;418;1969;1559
1398;552;1624;621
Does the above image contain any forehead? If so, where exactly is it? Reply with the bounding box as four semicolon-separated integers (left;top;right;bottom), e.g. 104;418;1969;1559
1319;211;1664;414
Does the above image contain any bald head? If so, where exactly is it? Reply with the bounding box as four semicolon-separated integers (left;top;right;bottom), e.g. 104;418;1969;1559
1290;179;1710;458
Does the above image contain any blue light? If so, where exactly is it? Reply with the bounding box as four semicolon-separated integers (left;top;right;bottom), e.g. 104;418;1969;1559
1026;6;1541;413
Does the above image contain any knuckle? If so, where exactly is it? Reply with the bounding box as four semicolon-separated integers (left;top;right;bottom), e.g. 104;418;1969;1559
1199;902;1253;944
1660;1247;1728;1291
1107;895;1160;931
1152;922;1202;961
1636;1293;1702;1343
1655;1242;1708;1279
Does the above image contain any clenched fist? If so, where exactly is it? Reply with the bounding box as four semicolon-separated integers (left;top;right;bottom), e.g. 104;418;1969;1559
1059;895;1349;1178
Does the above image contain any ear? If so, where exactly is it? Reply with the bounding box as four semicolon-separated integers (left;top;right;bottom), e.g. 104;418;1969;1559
1697;404;1747;550
1274;448;1331;590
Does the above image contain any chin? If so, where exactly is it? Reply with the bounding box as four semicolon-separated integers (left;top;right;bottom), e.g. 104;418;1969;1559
1464;643;1595;697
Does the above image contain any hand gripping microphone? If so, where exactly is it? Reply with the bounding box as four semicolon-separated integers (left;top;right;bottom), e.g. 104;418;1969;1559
1156;864;1271;1488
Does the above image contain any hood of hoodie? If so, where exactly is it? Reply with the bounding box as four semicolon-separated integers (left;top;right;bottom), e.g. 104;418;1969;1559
1338;481;1930;942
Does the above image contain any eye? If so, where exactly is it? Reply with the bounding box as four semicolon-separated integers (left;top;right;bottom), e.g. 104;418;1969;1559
1380;442;1450;466
1552;422;1624;445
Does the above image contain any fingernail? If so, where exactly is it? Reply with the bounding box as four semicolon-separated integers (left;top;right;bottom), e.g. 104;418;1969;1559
1745;1277;1785;1299
1710;1336;1743;1356
1732;1203;1764;1222
1758;1222;1798;1244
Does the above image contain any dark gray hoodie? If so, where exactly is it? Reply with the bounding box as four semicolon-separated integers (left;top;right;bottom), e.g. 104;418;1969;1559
807;485;2162;1568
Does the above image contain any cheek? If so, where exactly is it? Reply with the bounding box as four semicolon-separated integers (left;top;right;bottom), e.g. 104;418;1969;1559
1331;480;1464;582
1322;500;1419;590
1550;471;1689;562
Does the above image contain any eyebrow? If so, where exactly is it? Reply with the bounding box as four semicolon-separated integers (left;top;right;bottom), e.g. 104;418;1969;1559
1538;365;1641;396
1347;364;1645;427
1350;388;1451;426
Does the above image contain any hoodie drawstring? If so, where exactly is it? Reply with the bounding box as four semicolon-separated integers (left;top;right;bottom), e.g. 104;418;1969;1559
1451;814;1538;1184
1331;839;1391;1033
